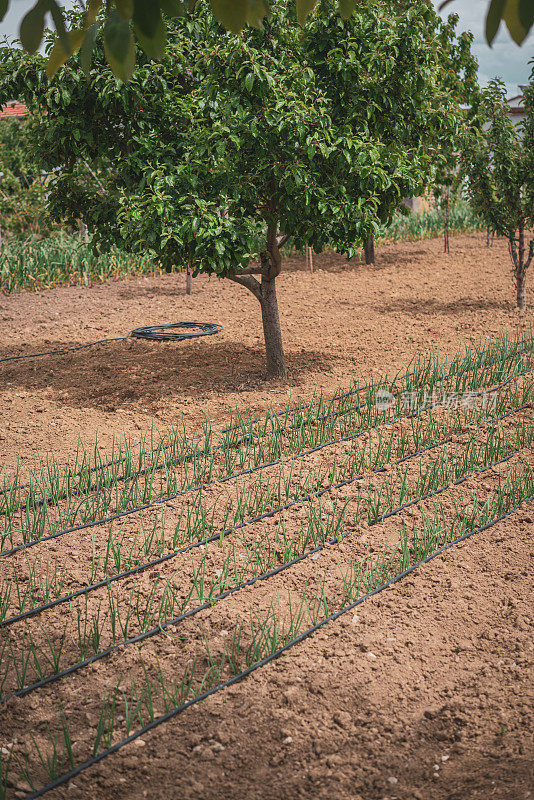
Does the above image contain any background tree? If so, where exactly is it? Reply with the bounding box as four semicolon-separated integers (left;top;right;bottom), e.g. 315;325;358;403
461;76;534;310
0;117;57;240
0;0;475;377
0;0;529;82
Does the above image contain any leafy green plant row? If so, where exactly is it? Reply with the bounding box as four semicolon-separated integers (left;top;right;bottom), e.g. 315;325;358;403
378;200;485;243
0;235;158;294
2;331;532;550
2;467;532;799
1;406;531;705
1;386;531;630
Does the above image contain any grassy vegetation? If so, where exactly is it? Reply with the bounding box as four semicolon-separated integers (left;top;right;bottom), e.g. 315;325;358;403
0;331;532;796
0;201;485;294
379;200;485;243
0;235;158;294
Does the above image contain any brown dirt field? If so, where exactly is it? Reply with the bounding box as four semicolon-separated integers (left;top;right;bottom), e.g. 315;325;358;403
0;232;532;473
0;232;532;800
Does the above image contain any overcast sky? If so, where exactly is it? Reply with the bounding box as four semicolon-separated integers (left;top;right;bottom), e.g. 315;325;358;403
1;0;532;96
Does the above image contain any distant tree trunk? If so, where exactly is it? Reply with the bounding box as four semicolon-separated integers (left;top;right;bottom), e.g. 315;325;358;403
186;267;192;295
306;246;314;273
364;234;375;265
509;228;533;312
228;222;287;378
444;189;450;254
516;273;526;310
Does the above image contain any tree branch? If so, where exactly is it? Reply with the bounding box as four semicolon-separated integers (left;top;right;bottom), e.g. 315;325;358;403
525;240;534;271
276;232;290;248
228;273;262;300
233;265;263;276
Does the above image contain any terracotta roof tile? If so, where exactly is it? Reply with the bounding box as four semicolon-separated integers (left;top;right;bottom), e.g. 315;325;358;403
0;102;28;119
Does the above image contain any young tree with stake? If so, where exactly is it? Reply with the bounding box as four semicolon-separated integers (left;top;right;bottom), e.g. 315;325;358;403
461;77;534;310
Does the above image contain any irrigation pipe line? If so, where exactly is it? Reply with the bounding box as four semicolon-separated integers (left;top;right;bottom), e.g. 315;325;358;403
2;442;526;708
2;333;531;505
22;494;534;800
1;347;528;520
2;372;531;560
1;402;529;632
0;322;223;366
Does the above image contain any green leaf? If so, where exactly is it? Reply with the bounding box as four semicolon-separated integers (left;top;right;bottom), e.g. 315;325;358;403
245;72;254;90
485;0;506;44
104;10;136;81
518;0;534;29
338;0;355;20
44;0;70;55
246;0;267;29
134;15;167;58
20;1;46;54
296;0;317;26
46;27;85;76
133;0;160;38
210;0;248;33
160;0;187;17
80;21;99;77
0;0;9;23
115;0;134;19
503;0;529;43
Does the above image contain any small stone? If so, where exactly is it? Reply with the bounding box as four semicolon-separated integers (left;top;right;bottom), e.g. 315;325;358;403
333;711;352;729
352;614;360;624
212;742;225;752
135;739;146;747
283;736;293;744
367;651;377;660
433;764;440;770
387;776;398;785
441;754;450;762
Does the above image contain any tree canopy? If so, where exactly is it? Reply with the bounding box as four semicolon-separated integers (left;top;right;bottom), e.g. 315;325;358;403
0;0;477;375
0;0;529;82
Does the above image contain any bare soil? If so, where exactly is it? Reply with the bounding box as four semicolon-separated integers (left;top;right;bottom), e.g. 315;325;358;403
0;233;532;473
0;232;532;800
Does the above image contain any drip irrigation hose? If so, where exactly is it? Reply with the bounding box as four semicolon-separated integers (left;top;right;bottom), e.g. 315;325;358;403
1;333;531;506
0;322;222;366
129;322;222;341
1;402;528;632
22;494;534;800
2;441;526;709
1;373;531;560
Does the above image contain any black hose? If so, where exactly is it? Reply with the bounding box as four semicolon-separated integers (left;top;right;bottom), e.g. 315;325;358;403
129;322;222;341
0;321;222;365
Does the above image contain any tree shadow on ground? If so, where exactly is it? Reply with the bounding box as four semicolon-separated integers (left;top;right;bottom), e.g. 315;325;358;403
0;339;337;411
379;296;508;315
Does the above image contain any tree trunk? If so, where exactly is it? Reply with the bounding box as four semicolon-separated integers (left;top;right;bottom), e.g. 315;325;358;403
516;273;526;310
364;234;375;265
259;276;285;378
186;267;192;295
444;190;450;254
